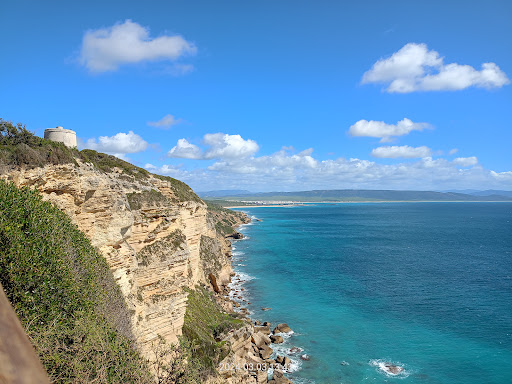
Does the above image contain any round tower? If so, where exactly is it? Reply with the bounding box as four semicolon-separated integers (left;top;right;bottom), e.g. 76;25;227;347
44;126;77;148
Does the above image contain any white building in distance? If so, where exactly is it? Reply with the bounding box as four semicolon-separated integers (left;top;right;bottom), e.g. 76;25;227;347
44;126;77;148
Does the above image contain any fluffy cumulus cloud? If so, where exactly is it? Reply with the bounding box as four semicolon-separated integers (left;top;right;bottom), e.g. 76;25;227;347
147;114;182;129
349;118;431;142
81;131;148;158
371;145;432;158
167;133;259;160
167;139;202;159
202;133;259;159
79;20;197;73
362;43;510;93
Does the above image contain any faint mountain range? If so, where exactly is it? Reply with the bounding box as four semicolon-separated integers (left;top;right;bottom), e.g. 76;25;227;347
443;189;512;198
201;189;512;202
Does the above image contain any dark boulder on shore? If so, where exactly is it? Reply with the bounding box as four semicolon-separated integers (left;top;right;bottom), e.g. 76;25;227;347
270;335;284;344
273;323;292;334
384;363;404;375
226;232;244;239
251;332;271;348
255;325;271;335
268;370;293;384
259;345;273;359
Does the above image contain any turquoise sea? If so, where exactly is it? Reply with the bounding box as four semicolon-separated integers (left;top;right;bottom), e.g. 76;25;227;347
230;203;512;384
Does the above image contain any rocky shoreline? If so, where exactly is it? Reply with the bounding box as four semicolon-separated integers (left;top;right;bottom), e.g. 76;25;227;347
212;225;296;384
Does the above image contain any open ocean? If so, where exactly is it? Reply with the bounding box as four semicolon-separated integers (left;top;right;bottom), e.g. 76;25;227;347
230;203;512;384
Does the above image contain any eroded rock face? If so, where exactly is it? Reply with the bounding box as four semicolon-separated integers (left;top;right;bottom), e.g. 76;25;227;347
0;161;239;360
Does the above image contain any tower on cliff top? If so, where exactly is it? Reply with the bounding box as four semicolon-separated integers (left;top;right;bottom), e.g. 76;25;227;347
44;126;77;148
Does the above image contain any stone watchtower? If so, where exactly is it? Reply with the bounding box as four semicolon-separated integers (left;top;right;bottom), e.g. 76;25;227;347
44;126;77;148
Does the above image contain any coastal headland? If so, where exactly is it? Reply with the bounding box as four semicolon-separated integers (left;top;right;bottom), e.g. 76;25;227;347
0;123;294;383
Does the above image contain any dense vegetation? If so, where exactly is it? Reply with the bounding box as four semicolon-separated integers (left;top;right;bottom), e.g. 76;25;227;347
80;149;150;179
182;287;245;380
0;119;79;168
0;180;153;383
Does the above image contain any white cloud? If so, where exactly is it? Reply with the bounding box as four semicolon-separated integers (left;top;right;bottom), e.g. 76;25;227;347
167;133;259;160
362;43;509;93
203;133;259;159
491;171;512;181
147;114;182;129
449;148;459;155
167;139;202;159
453;156;478;167
82;131;148;154
208;147;318;175
371;145;432;158
349;118;431;142
79;20;197;73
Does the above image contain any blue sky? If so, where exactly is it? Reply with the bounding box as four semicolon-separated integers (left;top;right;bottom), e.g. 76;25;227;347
1;0;511;191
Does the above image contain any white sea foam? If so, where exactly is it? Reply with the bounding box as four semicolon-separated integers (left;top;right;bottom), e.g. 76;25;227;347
270;334;305;374
237;221;253;229
228;271;256;311
369;359;409;378
273;331;296;341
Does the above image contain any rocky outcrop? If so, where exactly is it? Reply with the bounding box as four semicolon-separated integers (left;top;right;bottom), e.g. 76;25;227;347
273;323;292;334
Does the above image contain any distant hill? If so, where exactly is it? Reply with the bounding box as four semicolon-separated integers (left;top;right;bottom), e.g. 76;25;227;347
468;190;512;198
202;189;512;202
443;189;512;197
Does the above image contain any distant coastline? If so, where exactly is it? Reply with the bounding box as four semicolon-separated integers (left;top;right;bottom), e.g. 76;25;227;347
224;200;512;208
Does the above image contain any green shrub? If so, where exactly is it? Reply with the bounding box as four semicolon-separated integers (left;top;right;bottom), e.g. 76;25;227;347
182;286;244;379
79;149;150;179
0;180;153;383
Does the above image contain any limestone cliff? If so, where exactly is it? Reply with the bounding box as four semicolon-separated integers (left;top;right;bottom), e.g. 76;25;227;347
0;158;247;361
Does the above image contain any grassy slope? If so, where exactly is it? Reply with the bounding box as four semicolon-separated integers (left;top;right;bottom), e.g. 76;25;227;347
182;287;245;380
